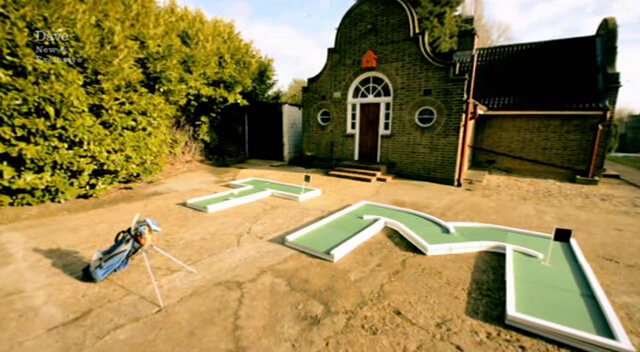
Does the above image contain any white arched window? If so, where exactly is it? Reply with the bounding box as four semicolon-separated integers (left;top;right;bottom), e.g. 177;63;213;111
346;72;393;135
352;76;392;99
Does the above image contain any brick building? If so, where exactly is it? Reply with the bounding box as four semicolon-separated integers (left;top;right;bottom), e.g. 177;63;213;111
301;0;620;185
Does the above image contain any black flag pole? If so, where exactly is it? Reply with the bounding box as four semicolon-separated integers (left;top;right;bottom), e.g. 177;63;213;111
300;173;311;195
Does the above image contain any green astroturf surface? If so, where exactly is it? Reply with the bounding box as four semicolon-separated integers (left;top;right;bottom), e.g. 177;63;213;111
189;179;314;208
290;203;553;253
243;179;316;194
452;226;549;252
513;246;614;338
289;203;449;254
289;202;614;339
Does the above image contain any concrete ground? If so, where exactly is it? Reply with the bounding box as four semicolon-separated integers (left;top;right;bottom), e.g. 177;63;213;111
607;159;640;188
0;160;638;352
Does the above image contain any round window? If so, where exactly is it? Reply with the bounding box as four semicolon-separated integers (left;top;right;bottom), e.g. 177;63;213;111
415;107;437;127
317;109;331;125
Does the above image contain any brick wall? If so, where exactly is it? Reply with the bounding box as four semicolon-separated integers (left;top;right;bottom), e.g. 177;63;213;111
471;114;604;178
302;0;467;185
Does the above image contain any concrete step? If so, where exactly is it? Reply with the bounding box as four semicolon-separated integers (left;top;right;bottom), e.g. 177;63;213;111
339;161;386;173
464;169;488;185
328;170;376;182
334;167;380;177
602;168;621;179
376;175;393;182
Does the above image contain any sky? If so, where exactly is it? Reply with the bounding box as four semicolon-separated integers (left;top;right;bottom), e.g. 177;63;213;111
178;0;639;111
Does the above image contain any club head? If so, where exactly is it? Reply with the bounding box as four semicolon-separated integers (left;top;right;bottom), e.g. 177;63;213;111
131;213;140;228
145;218;162;233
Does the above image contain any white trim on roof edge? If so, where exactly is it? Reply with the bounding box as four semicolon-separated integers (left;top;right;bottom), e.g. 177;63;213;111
483;111;605;115
395;0;418;36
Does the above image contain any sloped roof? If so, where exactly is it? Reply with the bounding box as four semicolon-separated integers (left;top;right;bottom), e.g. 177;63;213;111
458;35;609;111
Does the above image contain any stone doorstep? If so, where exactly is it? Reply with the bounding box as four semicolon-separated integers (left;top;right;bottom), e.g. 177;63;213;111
328;162;393;183
327;170;376;182
334;167;380;177
338;161;387;173
602;168;621;179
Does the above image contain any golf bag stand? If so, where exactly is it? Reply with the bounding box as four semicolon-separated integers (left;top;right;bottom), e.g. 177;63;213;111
84;213;197;309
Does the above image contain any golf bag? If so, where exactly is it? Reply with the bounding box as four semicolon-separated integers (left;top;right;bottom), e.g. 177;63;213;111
82;218;162;282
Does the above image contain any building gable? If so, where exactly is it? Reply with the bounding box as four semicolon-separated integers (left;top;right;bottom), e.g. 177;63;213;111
334;0;416;51
302;0;467;185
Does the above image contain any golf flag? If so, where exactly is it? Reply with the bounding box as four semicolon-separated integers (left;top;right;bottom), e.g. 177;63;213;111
300;173;311;195
553;228;572;242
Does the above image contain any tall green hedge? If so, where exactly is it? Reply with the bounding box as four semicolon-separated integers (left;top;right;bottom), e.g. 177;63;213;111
0;0;275;205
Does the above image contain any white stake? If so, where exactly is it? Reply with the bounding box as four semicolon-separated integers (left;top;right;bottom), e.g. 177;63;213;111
142;250;164;309
300;173;307;196
131;213;140;228
131;214;196;310
544;234;554;266
153;245;197;273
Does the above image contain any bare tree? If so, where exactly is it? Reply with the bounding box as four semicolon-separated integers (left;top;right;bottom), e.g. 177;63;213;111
473;0;513;47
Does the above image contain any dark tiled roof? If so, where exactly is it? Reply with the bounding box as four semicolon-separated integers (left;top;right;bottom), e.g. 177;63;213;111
458;35;609;111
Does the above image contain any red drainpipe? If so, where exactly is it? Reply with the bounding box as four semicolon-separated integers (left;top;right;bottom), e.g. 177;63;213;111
457;52;478;187
587;110;609;178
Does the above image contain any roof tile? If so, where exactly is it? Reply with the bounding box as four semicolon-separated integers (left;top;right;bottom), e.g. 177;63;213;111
463;35;608;111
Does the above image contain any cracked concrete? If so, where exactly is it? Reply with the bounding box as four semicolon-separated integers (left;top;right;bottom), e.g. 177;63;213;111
0;161;638;351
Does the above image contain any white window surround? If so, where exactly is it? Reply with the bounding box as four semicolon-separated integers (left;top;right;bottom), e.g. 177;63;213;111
346;72;393;163
317;109;331;126
415;106;437;127
382;102;392;134
346;72;393;135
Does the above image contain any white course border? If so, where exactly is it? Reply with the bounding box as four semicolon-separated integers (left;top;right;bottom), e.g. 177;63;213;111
284;201;367;262
506;239;635;352
284;201;542;262
283;201;635;352
185;178;322;213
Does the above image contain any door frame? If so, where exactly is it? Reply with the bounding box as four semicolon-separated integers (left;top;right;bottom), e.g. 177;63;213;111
354;102;385;162
347;72;393;163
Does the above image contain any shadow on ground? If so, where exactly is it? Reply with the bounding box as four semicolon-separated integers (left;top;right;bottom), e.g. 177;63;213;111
382;228;423;254
465;252;576;350
33;247;92;282
465;252;506;326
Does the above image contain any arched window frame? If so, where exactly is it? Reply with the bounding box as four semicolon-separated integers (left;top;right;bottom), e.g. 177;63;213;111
346;72;393;135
